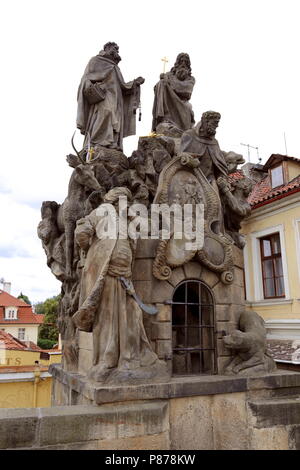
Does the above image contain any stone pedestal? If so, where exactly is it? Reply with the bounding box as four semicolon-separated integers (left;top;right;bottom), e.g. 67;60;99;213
49;364;300;450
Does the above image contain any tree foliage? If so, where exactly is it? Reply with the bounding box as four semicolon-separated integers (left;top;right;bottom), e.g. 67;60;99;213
17;292;31;305
35;294;60;348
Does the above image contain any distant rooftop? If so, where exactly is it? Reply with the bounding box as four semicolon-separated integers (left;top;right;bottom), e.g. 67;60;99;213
0;290;44;325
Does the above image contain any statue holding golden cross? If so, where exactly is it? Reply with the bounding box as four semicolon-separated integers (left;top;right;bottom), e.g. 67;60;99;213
161;56;169;73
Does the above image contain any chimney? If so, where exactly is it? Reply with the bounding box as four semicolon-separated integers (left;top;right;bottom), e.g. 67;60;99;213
3;282;11;294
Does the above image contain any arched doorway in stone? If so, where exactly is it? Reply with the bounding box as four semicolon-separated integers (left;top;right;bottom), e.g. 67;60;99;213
171;280;217;376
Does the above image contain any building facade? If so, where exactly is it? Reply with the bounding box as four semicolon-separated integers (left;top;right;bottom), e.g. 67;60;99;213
242;154;300;366
0;287;44;344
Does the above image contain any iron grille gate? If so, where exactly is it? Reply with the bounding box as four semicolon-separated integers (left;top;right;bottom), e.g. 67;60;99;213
171;280;217;375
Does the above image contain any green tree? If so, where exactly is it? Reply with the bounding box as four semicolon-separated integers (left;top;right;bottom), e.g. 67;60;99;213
35;294;60;349
18;292;31;305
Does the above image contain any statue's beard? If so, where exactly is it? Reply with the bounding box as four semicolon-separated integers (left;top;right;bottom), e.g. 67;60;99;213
175;67;189;81
207;126;217;136
199;122;218;137
105;50;121;64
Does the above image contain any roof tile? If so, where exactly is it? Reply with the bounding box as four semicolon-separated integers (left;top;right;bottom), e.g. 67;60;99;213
0;291;44;325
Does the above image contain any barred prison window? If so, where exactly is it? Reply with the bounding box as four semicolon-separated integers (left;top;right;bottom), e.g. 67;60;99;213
172;280;217;376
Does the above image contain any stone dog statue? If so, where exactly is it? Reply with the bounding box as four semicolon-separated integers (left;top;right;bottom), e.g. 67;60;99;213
223;311;276;376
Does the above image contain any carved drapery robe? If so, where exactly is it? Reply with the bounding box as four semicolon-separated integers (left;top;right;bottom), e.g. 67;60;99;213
152;72;195;133
180;127;228;180
77;55;140;150
73;210;157;375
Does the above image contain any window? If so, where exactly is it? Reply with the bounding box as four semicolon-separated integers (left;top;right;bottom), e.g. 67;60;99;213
271;165;284;188
260;233;285;299
171;280;216;375
18;328;25;341
4;307;18;320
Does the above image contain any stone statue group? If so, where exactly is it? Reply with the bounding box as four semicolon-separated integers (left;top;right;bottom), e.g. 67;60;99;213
38;42;275;382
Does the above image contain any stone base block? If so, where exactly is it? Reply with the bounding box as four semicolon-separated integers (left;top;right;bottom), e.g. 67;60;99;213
2;368;300;450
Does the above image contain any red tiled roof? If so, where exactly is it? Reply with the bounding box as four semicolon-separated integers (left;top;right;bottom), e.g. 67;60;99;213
267;339;300;363
228;170;245;183
0;307;44;325
0;331;28;351
25;341;44;352
0;291;44;325
0;290;30;307
0;331;44;352
248;174;300;208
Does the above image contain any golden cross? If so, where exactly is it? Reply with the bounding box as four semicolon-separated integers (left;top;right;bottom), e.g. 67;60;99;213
88;146;95;161
161;56;169;73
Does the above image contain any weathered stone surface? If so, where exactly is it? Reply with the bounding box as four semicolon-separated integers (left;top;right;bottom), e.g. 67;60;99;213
230;304;245;323
51;365;300;409
289;426;300;450
156;340;172;360
151;322;172;340
168;267;185;288
170;396;213;450
249;397;300;428
0;401;169;450
134;280;153;304
132;258;154;281
223;311;276;377
0;409;38;449
232;245;244;269
200;267;219;288
155;304;171;322
217;338;232;357
183;261;202;280
213;282;244;305
98;432;170;450
216;304;244;323
247;371;300;391
233;266;245;288
150;280;174;303
78;348;93;375
135;239;159;259
38;402;168;446
217;356;232;375
51;378;70;406
250;427;289;450
212;392;249;449
216;321;238;338
78;331;93;351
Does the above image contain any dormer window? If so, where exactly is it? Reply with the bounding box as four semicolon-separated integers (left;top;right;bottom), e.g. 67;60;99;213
271;165;284;188
5;307;18;320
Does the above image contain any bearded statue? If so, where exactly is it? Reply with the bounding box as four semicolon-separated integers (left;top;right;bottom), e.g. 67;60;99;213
152;53;195;137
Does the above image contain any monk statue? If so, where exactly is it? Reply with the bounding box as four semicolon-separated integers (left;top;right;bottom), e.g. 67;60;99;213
180;111;228;187
77;42;145;151
152;53;195;137
72;187;167;383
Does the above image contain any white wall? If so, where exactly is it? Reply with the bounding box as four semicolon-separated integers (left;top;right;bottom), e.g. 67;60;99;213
0;325;39;344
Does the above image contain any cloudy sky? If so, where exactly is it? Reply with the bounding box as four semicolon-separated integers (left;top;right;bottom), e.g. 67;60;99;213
0;0;299;303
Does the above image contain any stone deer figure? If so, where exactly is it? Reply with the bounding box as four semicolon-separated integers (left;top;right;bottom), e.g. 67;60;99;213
57;154;101;278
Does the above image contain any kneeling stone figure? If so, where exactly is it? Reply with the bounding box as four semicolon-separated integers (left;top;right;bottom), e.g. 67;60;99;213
223;310;276;376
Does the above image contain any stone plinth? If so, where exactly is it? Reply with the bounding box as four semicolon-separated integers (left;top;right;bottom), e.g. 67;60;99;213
6;366;300;450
